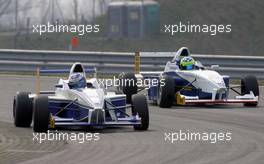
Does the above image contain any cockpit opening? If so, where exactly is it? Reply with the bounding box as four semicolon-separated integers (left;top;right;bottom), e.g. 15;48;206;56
73;64;84;73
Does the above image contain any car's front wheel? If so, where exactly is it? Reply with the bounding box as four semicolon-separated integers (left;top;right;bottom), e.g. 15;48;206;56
241;75;259;106
33;96;50;133
157;76;175;108
132;94;149;131
121;73;138;104
13;92;33;127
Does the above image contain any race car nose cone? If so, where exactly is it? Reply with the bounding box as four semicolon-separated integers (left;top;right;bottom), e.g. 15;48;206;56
90;108;105;124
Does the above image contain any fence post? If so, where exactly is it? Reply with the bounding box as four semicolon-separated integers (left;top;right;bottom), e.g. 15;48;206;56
134;51;140;74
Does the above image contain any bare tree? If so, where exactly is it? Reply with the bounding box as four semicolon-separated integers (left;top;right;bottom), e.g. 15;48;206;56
92;0;95;21
0;0;12;17
99;0;107;15
41;0;64;24
73;0;78;23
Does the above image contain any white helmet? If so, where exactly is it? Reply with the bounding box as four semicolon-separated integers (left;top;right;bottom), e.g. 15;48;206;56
68;73;86;89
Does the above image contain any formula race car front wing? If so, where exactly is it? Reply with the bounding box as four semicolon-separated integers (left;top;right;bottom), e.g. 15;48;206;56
176;92;258;105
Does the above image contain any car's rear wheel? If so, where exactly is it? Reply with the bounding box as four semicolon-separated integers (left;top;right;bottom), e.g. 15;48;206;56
157;76;175;108
241;75;259;106
121;73;138;104
33;96;50;133
132;94;149;131
13;92;32;127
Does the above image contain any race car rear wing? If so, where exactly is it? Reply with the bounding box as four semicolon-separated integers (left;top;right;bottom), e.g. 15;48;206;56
39;68;96;74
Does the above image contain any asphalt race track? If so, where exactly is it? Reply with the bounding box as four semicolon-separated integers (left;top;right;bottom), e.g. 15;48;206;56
0;75;263;164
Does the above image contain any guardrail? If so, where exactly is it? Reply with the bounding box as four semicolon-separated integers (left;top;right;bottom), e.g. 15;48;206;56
0;49;263;79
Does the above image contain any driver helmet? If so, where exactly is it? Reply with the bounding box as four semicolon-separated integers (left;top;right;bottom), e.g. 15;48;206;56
68;73;86;89
180;56;195;70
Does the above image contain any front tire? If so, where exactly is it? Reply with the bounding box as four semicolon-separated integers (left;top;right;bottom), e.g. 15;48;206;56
33;96;50;133
157;76;175;108
121;73;138;104
241;75;259;106
13;92;33;127
132;94;149;131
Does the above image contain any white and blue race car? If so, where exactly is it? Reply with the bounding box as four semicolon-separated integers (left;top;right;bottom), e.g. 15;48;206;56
13;63;149;132
120;47;259;108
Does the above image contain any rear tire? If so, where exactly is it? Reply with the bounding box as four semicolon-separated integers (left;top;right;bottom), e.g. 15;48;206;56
33;96;49;133
157;76;175;108
241;75;259;106
132;94;149;131
121;73;138;104
13;92;32;127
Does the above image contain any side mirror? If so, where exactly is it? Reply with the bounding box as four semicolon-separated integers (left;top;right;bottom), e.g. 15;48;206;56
210;65;219;70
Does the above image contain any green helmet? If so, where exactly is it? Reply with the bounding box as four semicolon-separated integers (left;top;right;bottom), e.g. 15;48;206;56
180;56;195;70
